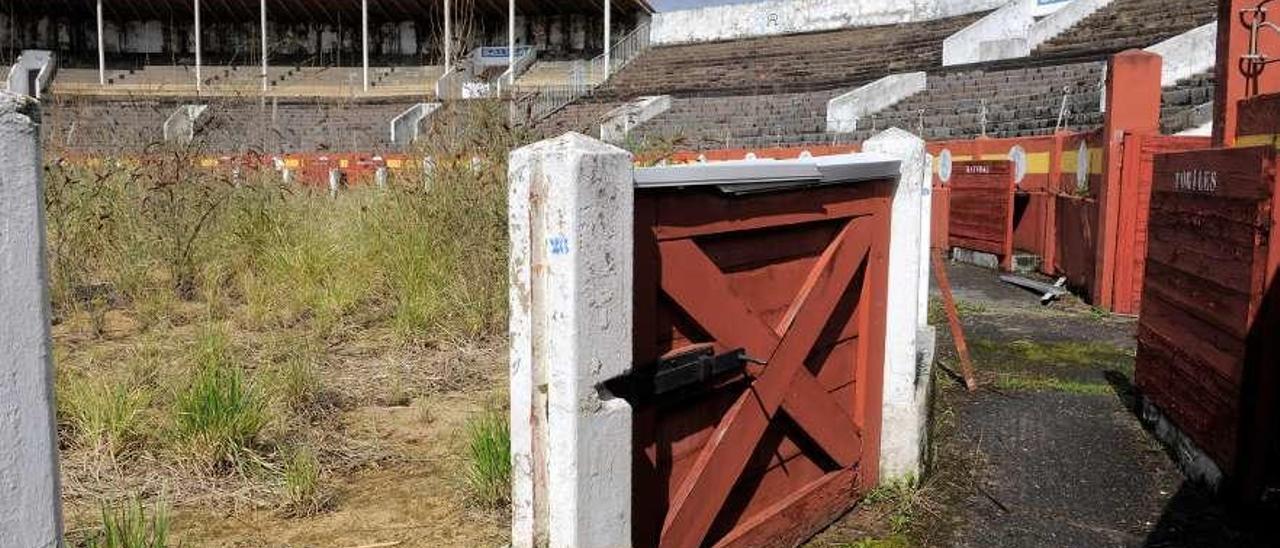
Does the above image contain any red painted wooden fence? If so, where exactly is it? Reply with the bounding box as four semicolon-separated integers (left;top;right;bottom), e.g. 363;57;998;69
631;180;892;548
1136;145;1280;503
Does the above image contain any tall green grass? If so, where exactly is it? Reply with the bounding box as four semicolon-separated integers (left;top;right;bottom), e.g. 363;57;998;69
464;409;511;509
86;497;170;548
62;377;151;459
46;132;507;343
172;328;267;471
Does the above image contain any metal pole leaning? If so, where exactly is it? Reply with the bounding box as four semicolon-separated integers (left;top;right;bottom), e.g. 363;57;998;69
0;91;64;548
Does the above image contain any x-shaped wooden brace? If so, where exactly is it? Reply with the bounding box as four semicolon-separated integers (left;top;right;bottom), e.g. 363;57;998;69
656;216;873;548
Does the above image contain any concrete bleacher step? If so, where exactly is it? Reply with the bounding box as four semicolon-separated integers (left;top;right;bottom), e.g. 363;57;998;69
1033;0;1217;60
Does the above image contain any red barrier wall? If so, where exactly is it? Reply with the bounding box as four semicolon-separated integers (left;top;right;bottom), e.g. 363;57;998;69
1136;144;1280;503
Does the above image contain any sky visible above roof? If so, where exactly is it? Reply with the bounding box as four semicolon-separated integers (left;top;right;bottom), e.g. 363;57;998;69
649;0;765;11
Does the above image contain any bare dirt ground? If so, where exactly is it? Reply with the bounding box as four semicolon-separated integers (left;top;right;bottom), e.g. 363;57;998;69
54;312;510;547
811;261;1279;548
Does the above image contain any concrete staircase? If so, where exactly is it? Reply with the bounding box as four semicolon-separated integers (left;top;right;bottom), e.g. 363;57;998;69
596;11;987;99
1033;0;1218;60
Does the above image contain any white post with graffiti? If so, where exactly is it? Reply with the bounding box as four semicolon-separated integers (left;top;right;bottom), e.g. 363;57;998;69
508;133;634;547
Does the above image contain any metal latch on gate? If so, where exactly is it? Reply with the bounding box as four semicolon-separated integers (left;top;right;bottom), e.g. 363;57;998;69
604;344;755;400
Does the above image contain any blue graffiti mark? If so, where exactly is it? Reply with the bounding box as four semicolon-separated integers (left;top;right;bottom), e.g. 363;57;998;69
549;235;570;255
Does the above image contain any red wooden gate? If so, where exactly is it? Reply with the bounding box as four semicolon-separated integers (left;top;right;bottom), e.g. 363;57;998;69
630;178;892;548
1136;145;1280;501
948;160;1016;269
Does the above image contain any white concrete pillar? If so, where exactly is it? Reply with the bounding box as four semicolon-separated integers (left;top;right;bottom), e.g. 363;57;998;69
260;0;268;93
508;133;633;548
508;0;515;84
96;0;105;85
863;128;931;483
194;0;202;92
443;0;451;73
362;0;369;92
0;92;64;548
603;0;611;72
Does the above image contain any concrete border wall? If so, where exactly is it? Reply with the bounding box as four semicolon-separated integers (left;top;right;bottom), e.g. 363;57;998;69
650;0;1007;46
1146;22;1217;87
0;91;63;548
943;0;1112;66
601;95;672;143
827;72;928;134
163;104;208;144
508;133;634;548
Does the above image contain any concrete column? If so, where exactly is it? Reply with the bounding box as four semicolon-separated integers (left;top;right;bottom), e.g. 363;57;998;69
863;128;931;482
603;0;611;71
0;92;63;548
260;0;268;93
509;133;633;548
96;0;105;85
508;0;515;84
443;0;451;73
194;0;202;92
1095;50;1161;313
362;0;369;92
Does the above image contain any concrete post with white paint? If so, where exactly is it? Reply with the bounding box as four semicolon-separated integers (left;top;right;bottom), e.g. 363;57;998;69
863;128;933;482
509;132;634;548
0;91;64;548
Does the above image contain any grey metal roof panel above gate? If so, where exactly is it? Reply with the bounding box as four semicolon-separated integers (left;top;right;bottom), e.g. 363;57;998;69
634;153;901;195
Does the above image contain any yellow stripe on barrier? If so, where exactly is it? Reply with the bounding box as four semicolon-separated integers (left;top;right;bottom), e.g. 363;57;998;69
1059;148;1104;174
1235;134;1280;149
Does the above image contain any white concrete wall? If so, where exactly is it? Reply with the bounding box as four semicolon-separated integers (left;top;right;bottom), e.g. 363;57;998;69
1146;22;1217;87
6;50;53;99
1026;0;1113;48
600;95;672;143
863;128;932;482
651;0;1007;46
943;0;1037;67
0;91;63;548
827;72;927;133
509;133;634;548
944;0;1113;66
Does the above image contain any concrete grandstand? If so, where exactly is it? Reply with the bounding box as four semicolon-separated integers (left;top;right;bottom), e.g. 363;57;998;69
4;0;1219;155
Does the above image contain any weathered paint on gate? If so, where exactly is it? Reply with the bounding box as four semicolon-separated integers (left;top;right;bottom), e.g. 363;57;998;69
631;180;892;548
947;160;1016;270
1136;145;1277;483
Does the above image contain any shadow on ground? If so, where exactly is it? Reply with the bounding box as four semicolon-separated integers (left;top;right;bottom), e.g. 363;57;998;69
809;261;1278;548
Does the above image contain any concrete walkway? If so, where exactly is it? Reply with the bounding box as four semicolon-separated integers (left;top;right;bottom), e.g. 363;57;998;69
812;261;1274;547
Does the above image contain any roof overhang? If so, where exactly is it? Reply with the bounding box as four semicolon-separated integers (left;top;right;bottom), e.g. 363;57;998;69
5;0;653;23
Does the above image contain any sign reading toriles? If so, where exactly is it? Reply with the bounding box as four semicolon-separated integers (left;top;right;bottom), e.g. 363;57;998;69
1172;170;1220;194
